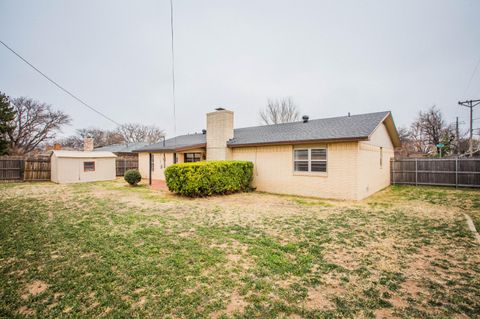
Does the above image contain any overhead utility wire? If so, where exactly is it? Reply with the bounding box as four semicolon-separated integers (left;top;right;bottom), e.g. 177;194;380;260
463;55;480;98
170;0;177;149
0;40;121;126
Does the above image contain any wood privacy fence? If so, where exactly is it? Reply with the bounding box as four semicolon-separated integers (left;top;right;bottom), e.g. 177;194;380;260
0;156;51;182
116;158;138;176
391;158;480;188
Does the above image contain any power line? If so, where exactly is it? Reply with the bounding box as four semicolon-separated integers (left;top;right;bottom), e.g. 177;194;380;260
170;0;177;149
0;40;121;126
463;56;480;98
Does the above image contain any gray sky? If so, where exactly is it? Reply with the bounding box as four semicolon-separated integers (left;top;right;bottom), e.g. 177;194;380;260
1;0;479;139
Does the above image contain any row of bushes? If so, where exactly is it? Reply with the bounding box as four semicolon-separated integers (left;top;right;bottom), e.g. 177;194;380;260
165;160;253;197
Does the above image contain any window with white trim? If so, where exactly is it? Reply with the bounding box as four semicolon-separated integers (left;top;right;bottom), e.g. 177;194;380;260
294;148;327;172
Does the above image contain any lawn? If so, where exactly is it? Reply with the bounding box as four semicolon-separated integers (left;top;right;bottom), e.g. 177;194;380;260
0;179;479;319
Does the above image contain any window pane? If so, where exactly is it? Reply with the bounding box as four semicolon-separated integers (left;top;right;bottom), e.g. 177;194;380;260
294;161;308;171
311;149;326;160
294;150;308;160
311;161;327;172
84;161;95;172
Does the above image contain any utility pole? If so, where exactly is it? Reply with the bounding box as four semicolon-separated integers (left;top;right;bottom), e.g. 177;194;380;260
456;116;459;154
458;99;480;157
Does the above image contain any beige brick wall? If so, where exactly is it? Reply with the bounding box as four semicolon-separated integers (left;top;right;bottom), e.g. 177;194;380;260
356;123;395;199
232;142;360;200
206;110;233;160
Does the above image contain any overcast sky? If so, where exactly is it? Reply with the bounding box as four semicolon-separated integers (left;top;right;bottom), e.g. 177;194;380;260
1;0;479;139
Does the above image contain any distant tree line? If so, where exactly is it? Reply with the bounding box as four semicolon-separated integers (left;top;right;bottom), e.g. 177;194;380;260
0;91;165;155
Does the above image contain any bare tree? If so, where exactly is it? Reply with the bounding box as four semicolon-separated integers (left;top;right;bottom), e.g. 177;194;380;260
409;106;455;156
7;97;71;154
76;128;124;148
116;123;165;144
259;97;300;125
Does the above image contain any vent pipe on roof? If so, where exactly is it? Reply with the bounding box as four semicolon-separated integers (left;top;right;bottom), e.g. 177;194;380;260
348;112;351;117
302;115;309;123
202;129;206;134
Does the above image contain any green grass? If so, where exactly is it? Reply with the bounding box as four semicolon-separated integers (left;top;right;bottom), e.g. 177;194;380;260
0;180;479;318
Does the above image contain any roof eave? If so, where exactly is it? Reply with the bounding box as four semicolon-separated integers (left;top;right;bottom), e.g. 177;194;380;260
227;137;369;148
133;143;206;153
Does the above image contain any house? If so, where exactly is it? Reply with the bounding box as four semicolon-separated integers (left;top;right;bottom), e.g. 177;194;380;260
50;150;117;184
134;109;400;200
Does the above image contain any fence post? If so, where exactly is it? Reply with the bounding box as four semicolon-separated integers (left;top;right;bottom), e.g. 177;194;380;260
415;158;418;186
455;158;458;189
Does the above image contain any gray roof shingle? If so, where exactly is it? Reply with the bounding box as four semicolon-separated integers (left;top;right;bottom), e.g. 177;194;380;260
133;133;206;152
94;142;150;153
133;111;393;152
228;111;390;146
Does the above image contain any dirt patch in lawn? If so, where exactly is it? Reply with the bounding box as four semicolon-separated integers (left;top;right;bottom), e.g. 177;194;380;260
21;280;48;299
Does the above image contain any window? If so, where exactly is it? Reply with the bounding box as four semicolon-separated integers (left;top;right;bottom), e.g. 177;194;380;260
184;153;202;163
380;147;383;168
294;148;327;173
84;161;95;172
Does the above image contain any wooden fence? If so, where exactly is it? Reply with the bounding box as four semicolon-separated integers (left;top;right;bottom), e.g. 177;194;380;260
116;158;139;176
0;156;51;182
391;158;480;188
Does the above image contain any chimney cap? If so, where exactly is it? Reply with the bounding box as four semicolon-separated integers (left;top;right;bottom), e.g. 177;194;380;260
302;115;309;123
215;107;226;111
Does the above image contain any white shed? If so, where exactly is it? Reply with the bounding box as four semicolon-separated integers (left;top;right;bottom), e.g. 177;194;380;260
51;150;117;184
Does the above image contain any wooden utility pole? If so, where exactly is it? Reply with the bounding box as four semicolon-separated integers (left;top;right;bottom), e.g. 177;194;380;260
458;99;480;157
456;116;459;154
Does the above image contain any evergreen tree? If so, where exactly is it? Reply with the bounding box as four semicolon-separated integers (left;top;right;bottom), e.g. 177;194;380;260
0;92;16;155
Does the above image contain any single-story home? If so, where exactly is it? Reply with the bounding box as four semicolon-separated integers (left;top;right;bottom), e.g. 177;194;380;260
51;150;117;184
134;109;400;200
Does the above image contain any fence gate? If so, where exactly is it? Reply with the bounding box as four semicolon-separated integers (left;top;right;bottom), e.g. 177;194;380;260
391;158;480;188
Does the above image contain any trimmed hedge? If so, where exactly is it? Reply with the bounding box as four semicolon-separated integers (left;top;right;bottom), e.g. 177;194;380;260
164;160;253;197
124;169;142;185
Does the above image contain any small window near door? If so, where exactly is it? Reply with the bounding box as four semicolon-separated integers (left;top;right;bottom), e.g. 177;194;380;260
184;153;202;163
380;147;383;168
84;161;95;172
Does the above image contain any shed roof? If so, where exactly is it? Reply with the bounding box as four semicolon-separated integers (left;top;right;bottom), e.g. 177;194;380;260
52;150;117;158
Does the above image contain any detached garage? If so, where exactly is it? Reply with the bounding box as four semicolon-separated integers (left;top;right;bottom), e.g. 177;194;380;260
51;150;117;184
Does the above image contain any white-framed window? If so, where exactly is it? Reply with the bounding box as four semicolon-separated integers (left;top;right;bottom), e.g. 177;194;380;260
294;148;327;172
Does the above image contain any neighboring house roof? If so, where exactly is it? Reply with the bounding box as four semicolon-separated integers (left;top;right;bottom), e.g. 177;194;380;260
94;143;149;153
134;133;206;152
51;150;117;158
133;111;400;152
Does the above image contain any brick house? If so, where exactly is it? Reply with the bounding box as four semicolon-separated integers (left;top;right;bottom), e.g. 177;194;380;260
134;109;400;200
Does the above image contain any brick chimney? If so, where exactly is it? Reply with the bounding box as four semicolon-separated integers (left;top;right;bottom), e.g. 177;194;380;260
206;108;234;160
53;143;62;150
83;137;94;152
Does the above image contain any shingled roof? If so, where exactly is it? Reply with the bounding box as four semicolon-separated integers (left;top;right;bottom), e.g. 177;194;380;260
228;111;397;147
133;111;399;152
134;133;206;152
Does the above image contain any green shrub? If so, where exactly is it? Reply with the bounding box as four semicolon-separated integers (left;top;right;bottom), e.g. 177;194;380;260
165;160;253;197
124;169;142;185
